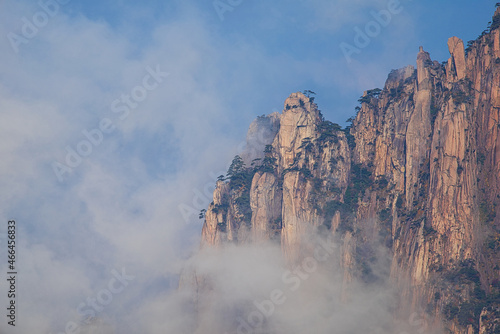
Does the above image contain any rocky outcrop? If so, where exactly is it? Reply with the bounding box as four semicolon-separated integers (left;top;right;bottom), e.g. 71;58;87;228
186;7;500;334
199;92;351;261
447;37;467;81
242;112;280;164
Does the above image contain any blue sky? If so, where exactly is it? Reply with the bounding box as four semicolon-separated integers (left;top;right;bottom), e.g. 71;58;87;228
0;1;496;333
57;0;495;126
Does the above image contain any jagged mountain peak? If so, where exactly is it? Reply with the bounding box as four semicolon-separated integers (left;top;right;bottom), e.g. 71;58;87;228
186;8;500;334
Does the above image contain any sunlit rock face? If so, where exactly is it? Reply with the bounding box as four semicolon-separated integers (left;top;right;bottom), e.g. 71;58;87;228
183;8;500;334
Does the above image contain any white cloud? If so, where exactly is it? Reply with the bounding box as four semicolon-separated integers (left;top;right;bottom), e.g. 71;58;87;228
0;0;425;332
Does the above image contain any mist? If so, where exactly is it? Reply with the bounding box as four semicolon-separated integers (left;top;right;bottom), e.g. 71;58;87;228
0;1;492;333
142;235;416;334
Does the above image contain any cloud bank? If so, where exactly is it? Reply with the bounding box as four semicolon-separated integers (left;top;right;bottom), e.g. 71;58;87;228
0;0;492;332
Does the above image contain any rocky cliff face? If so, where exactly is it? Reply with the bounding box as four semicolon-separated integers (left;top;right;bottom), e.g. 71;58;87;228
188;8;500;334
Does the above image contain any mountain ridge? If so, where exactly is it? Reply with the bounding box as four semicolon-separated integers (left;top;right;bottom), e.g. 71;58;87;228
184;7;500;334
